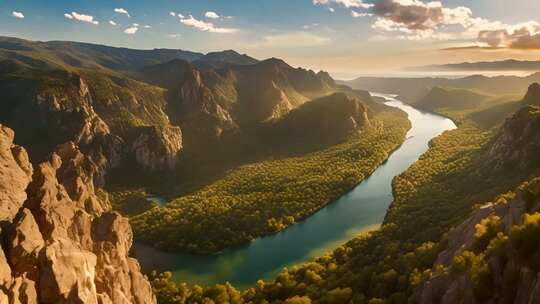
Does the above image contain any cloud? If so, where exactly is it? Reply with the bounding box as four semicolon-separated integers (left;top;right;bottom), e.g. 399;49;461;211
476;22;540;49
372;0;447;31
124;27;138;34
64;12;99;25
12;11;24;19
109;20;118;26
169;12;176;17
303;23;320;30
114;8;130;17
351;11;371;18
328;7;336;13
249;32;331;49
313;0;373;9
167;34;182;38
132;23;140;27
179;15;238;34
144;25;152;29
205;11;220;19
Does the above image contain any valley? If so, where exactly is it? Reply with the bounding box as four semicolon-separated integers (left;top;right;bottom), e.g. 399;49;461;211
132;96;455;287
2;34;540;304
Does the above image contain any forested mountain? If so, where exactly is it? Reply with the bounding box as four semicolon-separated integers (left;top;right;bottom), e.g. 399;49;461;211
0;36;342;189
0;36;257;73
416;86;492;112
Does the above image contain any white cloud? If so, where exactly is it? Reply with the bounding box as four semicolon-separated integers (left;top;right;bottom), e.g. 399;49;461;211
314;0;373;9
303;23;320;30
351;11;371;18
169;12;176;17
205;11;220;19
167;33;182;38
114;8;130;17
64;12;99;25
132;23;140;27
328;7;336;13
109;20;118;26
124;27;138;34
179;15;238;34
144;25;152;29
12;11;24;19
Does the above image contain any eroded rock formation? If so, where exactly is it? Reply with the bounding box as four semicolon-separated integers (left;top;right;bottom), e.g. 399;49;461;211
0;124;155;304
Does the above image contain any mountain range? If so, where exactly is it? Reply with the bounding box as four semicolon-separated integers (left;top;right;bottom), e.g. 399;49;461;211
408;59;540;72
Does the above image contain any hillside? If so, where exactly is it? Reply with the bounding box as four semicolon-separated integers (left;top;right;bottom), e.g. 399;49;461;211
416;86;492;112
0;36;258;73
415;103;540;302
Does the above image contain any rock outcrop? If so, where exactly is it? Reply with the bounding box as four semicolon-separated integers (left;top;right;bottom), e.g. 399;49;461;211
416;177;540;304
131;125;183;171
522;82;540;106
0;126;33;222
485;105;540;171
0;124;156;304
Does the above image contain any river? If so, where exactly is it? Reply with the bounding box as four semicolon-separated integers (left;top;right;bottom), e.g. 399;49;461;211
134;94;457;289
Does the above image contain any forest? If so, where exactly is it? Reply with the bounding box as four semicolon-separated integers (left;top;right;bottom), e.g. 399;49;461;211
129;110;411;253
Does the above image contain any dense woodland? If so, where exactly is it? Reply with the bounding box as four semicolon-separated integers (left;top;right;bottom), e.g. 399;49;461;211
148;89;540;302
130;111;410;253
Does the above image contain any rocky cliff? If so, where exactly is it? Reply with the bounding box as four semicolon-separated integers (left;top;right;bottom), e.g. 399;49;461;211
416;177;540;304
0;70;183;185
485;105;540;171
0;124;155;303
522;83;540;106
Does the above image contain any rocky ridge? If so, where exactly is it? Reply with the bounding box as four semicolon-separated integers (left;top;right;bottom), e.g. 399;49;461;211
416;177;540;304
0;124;155;303
484;85;540;172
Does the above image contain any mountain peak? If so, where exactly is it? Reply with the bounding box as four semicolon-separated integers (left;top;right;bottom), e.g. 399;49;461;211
522;82;540;106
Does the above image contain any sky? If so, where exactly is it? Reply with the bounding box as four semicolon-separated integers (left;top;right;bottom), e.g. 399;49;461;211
2;0;540;78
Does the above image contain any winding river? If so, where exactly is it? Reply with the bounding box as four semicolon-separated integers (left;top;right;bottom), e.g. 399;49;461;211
134;94;456;288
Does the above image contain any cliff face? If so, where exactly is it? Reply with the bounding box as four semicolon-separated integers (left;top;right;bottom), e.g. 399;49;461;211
485;105;540;171
416;177;540;304
0;71;183;185
0;124;155;304
522;83;540;106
